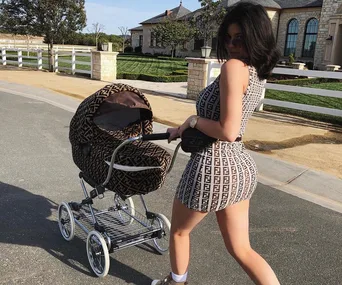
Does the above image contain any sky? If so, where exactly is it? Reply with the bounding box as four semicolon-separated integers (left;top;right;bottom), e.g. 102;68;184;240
84;0;202;35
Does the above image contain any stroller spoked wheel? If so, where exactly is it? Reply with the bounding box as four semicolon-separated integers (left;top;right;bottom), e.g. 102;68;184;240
114;194;135;226
58;202;75;241
152;213;171;254
86;230;110;278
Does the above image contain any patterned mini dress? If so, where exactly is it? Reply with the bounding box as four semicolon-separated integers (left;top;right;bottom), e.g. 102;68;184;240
176;65;266;212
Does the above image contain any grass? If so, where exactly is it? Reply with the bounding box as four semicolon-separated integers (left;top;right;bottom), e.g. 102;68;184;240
4;53;188;77
5;51;91;73
117;54;188;76
265;81;342;125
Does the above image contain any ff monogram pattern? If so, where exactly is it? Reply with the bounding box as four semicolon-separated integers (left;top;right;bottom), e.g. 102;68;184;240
176;65;266;212
69;83;171;198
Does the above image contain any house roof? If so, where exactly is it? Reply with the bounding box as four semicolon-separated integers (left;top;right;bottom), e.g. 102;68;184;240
274;0;323;9
179;0;281;20
223;0;281;9
129;26;143;31
139;4;192;24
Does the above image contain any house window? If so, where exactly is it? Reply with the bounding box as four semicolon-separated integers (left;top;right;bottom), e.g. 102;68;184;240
139;35;143;46
284;19;299;56
194;38;204;50
302;18;319;58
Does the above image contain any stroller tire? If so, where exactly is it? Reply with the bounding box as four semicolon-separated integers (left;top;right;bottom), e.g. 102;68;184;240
152;213;171;255
86;230;110;278
58;202;75;241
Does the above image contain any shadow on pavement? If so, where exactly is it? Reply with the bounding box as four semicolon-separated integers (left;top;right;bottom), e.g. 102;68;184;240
0;181;152;284
253;111;342;132
245;132;342;152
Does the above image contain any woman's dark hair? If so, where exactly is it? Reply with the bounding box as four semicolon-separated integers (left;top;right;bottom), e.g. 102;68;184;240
217;1;280;80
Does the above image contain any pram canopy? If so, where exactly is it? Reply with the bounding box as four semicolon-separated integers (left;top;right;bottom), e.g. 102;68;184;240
69;83;171;198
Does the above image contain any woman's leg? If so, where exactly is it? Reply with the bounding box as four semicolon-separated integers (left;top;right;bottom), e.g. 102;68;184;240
169;198;208;275
215;200;280;285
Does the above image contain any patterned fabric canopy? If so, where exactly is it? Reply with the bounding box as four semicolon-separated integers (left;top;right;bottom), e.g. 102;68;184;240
69;83;171;198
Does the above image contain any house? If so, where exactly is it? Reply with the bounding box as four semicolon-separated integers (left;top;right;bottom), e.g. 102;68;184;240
130;0;342;69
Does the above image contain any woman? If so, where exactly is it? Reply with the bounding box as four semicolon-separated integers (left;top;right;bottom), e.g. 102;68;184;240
152;2;281;285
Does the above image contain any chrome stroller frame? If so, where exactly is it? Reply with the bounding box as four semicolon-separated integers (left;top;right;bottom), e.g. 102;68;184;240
57;133;181;277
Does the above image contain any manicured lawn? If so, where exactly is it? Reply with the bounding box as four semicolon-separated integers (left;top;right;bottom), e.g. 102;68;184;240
4;53;188;77
117;54;188;76
265;81;342;125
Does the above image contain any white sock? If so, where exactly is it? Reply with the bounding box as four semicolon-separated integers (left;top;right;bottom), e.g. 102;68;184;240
171;272;188;283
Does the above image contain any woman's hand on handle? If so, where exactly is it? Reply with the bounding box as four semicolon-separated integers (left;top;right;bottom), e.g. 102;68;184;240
167;127;180;143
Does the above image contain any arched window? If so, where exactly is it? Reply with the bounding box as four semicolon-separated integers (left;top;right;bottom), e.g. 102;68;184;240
284;19;299;56
302;18;319;58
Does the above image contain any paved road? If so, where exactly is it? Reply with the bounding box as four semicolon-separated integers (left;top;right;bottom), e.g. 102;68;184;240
1;91;342;285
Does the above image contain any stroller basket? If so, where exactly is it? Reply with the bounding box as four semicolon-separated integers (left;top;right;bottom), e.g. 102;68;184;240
69;83;172;198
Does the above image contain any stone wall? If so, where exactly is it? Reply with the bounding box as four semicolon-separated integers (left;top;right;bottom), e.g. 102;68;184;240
317;0;342;67
277;7;321;65
267;10;280;39
186;58;212;100
92;51;118;82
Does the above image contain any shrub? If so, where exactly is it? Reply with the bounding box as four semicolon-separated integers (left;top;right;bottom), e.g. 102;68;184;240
172;70;188;75
289;53;295;65
268;77;339;86
134;46;142;53
117;73;187;82
124;46;133;53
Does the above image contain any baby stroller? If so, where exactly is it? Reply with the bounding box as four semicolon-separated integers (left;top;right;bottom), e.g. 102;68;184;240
57;83;181;277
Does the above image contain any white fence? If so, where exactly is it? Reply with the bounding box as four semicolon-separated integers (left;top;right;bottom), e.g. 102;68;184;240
1;48;50;69
207;61;342;118
54;49;92;75
1;47;92;76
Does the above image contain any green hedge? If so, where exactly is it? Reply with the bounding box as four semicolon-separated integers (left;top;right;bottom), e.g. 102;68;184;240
269;77;339;86
172;70;188;76
117;73;187;82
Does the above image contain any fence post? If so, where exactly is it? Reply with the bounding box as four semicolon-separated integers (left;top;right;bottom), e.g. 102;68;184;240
71;48;76;74
2;48;6;66
18;50;23;68
71;48;76;75
54;50;58;72
90;51;93;79
256;84;266;112
37;49;42;70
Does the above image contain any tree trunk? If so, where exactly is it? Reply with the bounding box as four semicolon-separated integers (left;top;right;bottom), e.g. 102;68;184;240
48;42;54;72
122;40;125;53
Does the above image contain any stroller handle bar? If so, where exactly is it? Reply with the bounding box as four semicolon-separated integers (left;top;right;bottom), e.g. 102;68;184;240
102;132;180;187
142;133;170;141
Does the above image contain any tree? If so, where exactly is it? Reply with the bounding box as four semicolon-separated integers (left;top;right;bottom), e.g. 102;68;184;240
0;0;87;71
191;0;226;47
118;26;129;52
152;18;194;58
88;22;105;50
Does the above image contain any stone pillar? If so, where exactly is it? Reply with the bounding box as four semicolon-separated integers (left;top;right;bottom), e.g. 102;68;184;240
91;51;118;82
186;58;212;100
315;0;342;69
